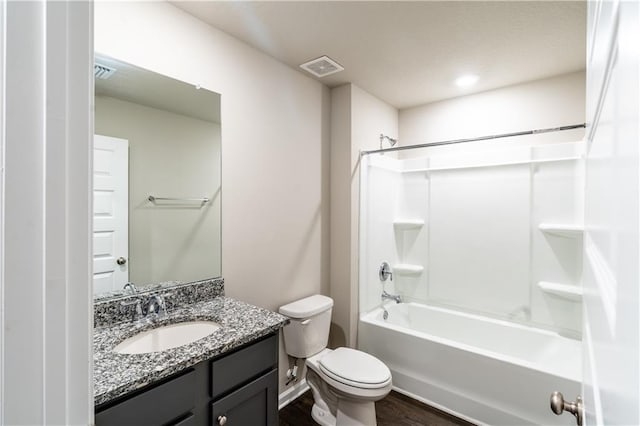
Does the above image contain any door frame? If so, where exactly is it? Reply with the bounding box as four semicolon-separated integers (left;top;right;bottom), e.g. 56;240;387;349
1;1;93;424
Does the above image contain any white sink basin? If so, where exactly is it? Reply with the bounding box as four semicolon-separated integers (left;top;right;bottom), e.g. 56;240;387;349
114;320;221;354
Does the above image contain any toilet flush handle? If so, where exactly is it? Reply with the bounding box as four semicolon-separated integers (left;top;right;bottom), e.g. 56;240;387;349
301;319;311;326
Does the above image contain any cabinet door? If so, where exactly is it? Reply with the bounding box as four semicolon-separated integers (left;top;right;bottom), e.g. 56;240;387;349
211;369;278;426
211;334;277;399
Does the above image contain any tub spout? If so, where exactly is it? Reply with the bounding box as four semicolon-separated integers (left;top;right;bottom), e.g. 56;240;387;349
382;290;402;304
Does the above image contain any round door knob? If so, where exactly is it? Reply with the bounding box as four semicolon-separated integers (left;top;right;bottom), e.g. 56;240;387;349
116;257;127;266
217;415;227;426
550;391;584;425
550;391;565;415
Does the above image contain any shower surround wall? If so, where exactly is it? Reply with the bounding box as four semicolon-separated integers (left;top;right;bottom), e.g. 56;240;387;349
360;141;584;335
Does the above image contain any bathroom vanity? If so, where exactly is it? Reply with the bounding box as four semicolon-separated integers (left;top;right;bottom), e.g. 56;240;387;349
93;281;288;426
96;334;278;426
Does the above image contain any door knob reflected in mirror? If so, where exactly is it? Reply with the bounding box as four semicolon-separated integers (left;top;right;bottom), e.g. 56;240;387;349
116;257;127;266
550;391;583;426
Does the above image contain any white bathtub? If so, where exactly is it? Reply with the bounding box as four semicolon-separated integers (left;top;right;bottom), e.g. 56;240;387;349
358;303;581;425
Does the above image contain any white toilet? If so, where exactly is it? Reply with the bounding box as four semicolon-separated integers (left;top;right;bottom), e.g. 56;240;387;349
279;294;392;426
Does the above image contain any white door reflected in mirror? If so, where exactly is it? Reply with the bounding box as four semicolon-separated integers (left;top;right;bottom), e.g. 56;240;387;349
93;134;129;293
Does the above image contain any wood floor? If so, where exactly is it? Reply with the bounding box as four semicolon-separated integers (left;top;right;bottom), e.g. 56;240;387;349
279;390;475;426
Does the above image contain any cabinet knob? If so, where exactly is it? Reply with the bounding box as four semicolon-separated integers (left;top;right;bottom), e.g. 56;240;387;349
217;415;227;425
116;256;127;265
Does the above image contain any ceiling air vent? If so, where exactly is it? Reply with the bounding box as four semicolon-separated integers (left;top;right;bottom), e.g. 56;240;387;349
94;63;117;80
300;55;344;78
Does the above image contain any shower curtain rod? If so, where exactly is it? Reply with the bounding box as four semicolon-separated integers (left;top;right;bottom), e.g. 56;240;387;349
361;123;586;156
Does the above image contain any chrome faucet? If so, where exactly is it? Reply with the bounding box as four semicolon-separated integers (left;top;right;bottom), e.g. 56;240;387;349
123;282;138;294
382;290;402;304
145;294;167;316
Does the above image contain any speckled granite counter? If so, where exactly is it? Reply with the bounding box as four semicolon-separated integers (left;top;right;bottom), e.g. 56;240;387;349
94;296;288;406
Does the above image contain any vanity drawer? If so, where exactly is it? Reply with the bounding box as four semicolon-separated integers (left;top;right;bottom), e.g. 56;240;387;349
211;334;277;399
96;369;196;426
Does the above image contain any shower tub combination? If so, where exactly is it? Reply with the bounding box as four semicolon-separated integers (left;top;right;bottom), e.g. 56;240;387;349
358;139;586;425
359;302;581;425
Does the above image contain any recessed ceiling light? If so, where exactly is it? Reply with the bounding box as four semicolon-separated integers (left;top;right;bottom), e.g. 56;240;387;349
455;74;479;88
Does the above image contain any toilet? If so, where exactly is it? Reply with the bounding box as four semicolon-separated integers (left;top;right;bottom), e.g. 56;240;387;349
279;295;392;426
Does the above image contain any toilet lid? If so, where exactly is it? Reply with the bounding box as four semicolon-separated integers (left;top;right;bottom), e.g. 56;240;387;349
318;347;391;388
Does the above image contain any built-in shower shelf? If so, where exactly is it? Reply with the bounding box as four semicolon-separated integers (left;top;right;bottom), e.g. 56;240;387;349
537;281;583;302
539;223;584;238
393;264;424;276
393;219;424;230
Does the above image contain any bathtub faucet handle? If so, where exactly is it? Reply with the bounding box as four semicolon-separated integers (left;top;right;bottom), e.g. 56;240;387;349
379;262;393;282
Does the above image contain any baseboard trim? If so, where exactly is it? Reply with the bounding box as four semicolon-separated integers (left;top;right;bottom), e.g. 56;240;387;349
278;378;309;410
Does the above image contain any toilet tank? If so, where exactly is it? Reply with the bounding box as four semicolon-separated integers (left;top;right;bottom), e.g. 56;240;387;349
279;295;333;358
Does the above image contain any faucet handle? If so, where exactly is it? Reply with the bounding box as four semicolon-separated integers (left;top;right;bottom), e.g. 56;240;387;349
120;298;142;320
379;262;393;282
144;293;167;316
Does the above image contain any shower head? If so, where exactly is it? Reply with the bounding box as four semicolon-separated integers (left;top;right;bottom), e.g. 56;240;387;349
380;134;398;149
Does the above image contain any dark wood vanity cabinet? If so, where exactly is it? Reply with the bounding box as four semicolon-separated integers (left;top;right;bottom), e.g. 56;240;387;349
211;370;278;426
95;333;279;426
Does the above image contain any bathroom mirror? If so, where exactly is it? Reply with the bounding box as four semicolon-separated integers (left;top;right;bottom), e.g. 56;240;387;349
93;54;221;298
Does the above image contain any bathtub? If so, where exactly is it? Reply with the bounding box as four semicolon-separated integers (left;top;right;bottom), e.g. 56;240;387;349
358;303;581;425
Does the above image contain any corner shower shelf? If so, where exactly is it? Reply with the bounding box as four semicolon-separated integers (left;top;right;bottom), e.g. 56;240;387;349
393;219;425;230
539;223;584;238
537;281;583;302
393;264;424;276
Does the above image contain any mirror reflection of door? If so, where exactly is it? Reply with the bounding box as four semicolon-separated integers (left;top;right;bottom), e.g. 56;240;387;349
93;134;129;293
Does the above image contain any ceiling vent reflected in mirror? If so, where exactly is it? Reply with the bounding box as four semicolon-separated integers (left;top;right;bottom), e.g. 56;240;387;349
95;63;117;80
300;55;344;78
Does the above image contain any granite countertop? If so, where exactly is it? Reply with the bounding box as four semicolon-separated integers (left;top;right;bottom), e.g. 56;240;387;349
94;296;289;406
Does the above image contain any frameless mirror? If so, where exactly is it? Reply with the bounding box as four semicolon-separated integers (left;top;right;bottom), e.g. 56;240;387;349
93;54;221;298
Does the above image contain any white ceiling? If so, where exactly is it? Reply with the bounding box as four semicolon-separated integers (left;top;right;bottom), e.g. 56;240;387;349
95;54;221;124
172;1;586;110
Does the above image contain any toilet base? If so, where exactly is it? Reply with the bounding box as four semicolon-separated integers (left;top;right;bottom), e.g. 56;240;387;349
311;402;336;426
305;350;387;426
336;399;377;425
311;400;378;426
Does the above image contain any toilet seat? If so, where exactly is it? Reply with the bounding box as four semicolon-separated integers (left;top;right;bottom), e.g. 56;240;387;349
318;347;391;390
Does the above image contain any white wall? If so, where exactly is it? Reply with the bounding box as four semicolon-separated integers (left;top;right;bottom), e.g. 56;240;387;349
355;72;585;336
95;96;222;286
358;155;406;314
95;1;330;392
358;72;588;336
329;85;352;347
330;84;398;347
400;71;586;154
